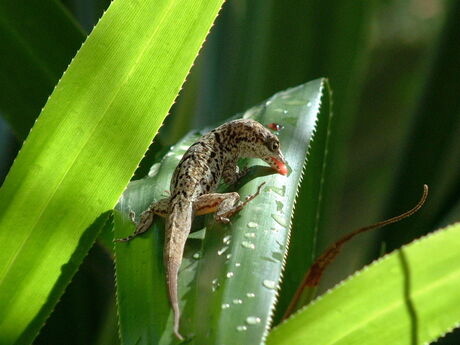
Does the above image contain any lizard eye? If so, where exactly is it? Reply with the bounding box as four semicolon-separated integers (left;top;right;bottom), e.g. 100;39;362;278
269;140;279;151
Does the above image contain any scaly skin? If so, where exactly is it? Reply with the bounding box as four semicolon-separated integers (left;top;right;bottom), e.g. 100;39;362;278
115;119;287;340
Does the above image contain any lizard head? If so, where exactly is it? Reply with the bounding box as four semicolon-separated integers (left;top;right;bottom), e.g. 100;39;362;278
235;119;288;175
258;131;288;175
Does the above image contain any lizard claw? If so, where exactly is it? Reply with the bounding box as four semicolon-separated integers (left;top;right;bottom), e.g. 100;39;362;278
174;329;185;341
243;182;266;203
236;166;250;181
114;210;154;242
215;215;231;224
113;234;133;242
128;210;137;224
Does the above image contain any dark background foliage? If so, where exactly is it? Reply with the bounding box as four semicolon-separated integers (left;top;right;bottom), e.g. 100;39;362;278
0;0;458;343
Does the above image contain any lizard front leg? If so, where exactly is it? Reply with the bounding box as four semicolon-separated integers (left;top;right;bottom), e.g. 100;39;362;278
194;182;265;223
222;159;249;185
114;197;169;242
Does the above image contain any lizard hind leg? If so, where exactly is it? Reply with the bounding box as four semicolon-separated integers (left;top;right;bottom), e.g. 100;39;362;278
193;192;239;223
114;198;169;242
193;182;266;223
216;182;266;222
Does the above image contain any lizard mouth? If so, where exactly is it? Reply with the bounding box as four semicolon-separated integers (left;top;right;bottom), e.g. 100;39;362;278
271;157;288;175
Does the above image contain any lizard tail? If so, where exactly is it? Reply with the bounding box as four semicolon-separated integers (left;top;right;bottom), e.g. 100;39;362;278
167;260;184;341
164;200;193;341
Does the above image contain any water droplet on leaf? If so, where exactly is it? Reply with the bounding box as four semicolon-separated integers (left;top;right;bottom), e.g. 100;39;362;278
241;241;255;249
212;278;220;292
263;280;276;289
246;316;261;325
271;214;288;227
218;246;229;256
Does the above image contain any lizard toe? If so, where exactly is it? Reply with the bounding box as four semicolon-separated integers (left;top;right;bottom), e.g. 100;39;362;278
128;210;137;224
215;215;230;223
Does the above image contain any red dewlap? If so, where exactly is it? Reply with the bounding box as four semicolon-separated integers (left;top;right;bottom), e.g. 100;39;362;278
272;158;288;175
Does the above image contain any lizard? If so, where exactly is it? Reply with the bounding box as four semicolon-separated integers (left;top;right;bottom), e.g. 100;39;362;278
115;118;288;340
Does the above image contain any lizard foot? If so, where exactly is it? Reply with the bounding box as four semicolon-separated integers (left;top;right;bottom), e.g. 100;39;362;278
215;182;266;221
236;166;250;181
128;210;137;224
215;215;231;224
114;210;154;242
174;329;185;341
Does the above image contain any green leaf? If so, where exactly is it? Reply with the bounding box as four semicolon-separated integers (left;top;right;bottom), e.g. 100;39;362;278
275;78;332;321
267;222;460;345
115;132;204;345
192;80;330;345
33;236;116;345
0;0;224;343
193;1;372;323
0;0;85;138
114;78;332;344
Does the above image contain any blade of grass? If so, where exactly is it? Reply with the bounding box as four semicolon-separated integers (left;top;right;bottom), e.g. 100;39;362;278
0;0;224;343
267;222;460;345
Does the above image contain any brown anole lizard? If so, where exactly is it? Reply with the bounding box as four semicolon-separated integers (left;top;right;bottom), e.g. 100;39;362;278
115;119;287;340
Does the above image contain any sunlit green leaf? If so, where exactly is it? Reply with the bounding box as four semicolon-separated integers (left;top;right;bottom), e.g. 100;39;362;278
267;222;460;345
0;0;223;343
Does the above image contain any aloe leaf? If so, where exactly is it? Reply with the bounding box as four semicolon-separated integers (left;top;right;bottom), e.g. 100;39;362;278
191;79;330;344
267;222;460;345
274;78;332;321
194;1;371;323
114;78;331;344
0;0;85;138
115;132;205;345
0;0;224;343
